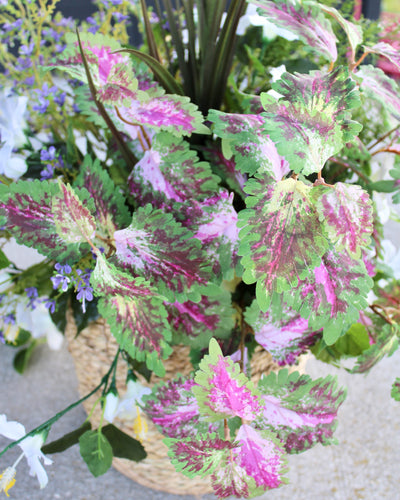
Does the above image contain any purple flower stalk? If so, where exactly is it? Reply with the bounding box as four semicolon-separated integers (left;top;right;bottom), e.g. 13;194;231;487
51;263;72;292
75;269;94;313
25;287;39;310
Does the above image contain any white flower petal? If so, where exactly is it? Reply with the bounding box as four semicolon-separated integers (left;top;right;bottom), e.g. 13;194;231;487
103;392;119;423
0;415;26;441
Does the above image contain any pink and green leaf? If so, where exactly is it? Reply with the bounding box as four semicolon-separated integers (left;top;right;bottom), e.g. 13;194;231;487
128;133;220;207
143;376;218;438
256;369;346;453
91;254;172;376
351;323;399;374
245;300;322;365
317;3;363;63
357;65;400;121
364;42;400;73
0;180;95;263
193;338;262;422
291;248;373;344
74;155;131;240
238;178;329;311
260;68;362;175
165;433;236;478
208;110;290;178
167;290;235;349
250;0;338;62
113;204;215;302
313;182;373;257
52;182;96;245
233;424;288;492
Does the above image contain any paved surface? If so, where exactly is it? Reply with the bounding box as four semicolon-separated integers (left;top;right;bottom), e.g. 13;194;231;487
1;339;400;500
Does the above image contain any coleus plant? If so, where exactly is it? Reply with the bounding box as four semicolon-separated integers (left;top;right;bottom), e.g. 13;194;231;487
0;0;400;497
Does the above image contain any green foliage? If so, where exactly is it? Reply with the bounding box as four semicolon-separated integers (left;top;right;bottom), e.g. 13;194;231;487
79;430;113;477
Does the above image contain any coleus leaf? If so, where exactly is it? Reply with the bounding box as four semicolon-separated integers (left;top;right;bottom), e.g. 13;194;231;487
115;89;209;137
207;110;290;177
113;204;216;302
165;433;236;478
364;42;400;73
244;300;322;365
74;155;131;242
52;182;96;244
188;191;239;281
288;248;373;345
256;369;346;453
260;68;362;175
167;290;235;349
250;0;338;62
313;182;373;258
351;323;399;374
316;3;363;63
51;32;141;105
230;424;288;493
391;378;400;402
143;376;219;439
357;65;400;122
238;178;329;311
128;132;220;208
0;180;95;263
202;141;246;195
91;253;172;376
192;338;262;422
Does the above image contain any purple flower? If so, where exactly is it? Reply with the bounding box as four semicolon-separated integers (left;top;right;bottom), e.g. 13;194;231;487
40;164;55;180
0;330;5;344
113;12;129;22
25;287;39;310
43;298;56;314
51;263;72;292
4;313;15;325
24;76;35;86
40;146;56;162
19;43;35;56
75;269;94;313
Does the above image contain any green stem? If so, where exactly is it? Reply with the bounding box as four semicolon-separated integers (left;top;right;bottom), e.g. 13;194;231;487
0;349;120;458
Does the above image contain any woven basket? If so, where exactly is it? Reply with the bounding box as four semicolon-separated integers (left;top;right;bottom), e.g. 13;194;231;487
65;311;307;496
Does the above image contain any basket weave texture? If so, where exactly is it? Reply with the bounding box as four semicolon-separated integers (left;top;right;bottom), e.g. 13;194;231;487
65;311;307;496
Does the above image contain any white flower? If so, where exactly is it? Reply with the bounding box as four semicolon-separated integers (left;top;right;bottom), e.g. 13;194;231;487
103;380;151;423
0;415;52;490
103;390;120;423
15;301;63;350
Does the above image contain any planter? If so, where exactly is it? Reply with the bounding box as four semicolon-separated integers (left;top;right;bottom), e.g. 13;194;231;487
66;310;308;495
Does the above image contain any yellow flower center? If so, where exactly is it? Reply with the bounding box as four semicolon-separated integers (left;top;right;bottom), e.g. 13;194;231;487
0;467;16;497
133;405;148;443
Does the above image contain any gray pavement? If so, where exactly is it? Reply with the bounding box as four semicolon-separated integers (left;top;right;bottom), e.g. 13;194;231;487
1;339;400;500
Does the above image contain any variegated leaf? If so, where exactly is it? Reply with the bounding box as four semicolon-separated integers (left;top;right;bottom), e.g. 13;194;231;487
52;182;96;244
113;205;215;302
238;178;329;311
208;110;290;177
116;92;209;137
313;182;373;257
245;300;321;365
289;249;373;345
317;3;363;63
250;0;338;61
357;65;400;121
256;369;346;453
52;32;140;105
193;339;262;422
165;433;236;478
143;376;218;438
351;323;399;374
232;424;287;492
167;291;235;349
128;133;220;208
0;180;95;263
74;155;131;241
202;142;246;195
364;42;400;73
260;68;362;175
91;254;172;376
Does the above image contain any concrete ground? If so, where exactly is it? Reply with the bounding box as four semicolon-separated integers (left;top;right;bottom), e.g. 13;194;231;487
1;338;400;500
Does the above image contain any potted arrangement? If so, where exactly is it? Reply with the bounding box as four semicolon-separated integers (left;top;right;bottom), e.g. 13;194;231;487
1;0;400;497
